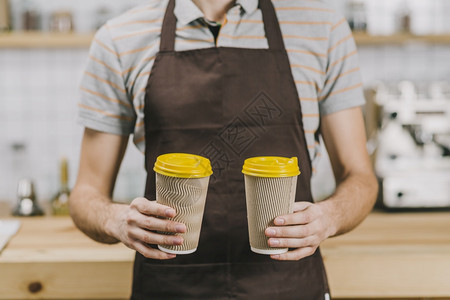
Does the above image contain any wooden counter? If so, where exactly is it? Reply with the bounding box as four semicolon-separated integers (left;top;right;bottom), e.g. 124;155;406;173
322;212;450;299
1;212;450;299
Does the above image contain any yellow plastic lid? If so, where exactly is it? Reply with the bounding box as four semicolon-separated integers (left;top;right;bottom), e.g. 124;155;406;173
242;156;300;178
154;153;213;178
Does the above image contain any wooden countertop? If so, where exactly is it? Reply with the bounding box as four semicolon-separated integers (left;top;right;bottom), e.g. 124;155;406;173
322;212;450;299
1;212;450;299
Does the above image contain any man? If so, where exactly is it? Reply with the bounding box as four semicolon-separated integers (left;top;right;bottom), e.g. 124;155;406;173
70;0;378;299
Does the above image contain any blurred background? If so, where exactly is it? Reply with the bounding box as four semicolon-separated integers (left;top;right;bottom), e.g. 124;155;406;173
1;0;450;209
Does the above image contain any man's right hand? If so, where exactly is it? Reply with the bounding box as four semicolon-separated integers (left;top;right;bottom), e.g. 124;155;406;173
69;129;187;260
111;197;187;260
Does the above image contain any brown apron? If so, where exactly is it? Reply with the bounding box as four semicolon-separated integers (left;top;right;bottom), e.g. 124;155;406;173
131;0;330;299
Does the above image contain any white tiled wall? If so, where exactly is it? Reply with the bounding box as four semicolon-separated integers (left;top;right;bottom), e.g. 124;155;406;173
359;45;450;85
0;49;146;206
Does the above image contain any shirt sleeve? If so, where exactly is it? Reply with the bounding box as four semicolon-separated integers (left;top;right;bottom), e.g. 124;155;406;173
318;13;365;116
78;25;136;136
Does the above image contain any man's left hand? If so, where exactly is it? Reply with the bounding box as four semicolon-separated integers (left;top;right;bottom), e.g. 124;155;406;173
265;201;334;261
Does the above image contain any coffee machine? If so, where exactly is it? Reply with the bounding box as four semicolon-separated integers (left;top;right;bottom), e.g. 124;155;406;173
374;81;450;209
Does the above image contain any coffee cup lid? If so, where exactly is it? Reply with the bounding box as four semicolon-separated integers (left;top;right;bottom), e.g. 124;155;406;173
242;156;300;178
154;153;213;178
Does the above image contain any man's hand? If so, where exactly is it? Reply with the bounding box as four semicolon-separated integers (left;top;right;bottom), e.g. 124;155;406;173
111;197;187;260
265;107;378;261
70;129;187;260
265;202;333;261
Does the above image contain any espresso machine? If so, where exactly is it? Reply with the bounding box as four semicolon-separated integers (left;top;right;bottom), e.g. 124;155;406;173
374;81;450;209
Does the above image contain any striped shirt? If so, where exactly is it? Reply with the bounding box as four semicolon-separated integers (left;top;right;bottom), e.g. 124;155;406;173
78;0;365;171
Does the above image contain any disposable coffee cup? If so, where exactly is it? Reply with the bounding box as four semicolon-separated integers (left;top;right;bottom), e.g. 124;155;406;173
242;156;300;255
154;153;212;255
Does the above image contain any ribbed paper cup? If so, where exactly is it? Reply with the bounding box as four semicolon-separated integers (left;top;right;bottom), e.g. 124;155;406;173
154;153;212;255
242;157;300;255
156;174;209;254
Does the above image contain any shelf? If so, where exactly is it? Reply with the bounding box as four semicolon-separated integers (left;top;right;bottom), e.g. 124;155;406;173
0;32;94;48
2;32;450;49
353;32;450;45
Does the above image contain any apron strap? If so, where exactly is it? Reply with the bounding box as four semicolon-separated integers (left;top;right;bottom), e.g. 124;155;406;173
160;0;286;51
259;0;286;50
160;0;176;52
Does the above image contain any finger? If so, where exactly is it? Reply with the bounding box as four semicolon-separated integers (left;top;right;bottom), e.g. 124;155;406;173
274;205;318;226
267;236;317;248
292;201;312;212
131;197;176;218
270;246;317;261
266;224;312;238
128;227;184;246
129;212;186;233
132;240;176;260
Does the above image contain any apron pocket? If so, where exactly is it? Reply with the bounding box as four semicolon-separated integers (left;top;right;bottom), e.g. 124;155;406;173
137;262;228;300
231;257;327;300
